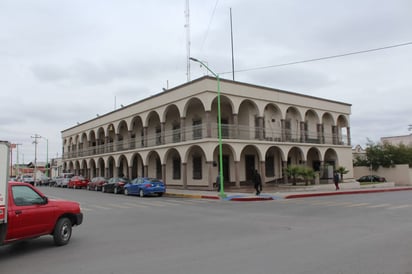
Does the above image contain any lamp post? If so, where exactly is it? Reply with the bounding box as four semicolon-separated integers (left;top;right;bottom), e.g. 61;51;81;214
41;137;49;177
189;57;226;198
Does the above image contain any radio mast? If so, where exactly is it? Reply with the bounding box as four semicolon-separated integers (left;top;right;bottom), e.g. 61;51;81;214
185;0;191;82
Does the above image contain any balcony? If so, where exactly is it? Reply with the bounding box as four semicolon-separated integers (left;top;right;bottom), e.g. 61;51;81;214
63;123;350;159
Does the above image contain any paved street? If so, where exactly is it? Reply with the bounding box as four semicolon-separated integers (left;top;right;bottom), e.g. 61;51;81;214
1;187;412;274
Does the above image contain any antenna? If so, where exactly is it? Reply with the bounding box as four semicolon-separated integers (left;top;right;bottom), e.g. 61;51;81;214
185;0;191;82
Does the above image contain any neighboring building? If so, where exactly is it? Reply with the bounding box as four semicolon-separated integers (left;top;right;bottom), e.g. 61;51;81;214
381;134;412;146
61;76;353;189
352;144;367;161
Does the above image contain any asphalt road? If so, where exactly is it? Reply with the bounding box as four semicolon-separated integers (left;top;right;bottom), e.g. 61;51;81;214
1;187;412;274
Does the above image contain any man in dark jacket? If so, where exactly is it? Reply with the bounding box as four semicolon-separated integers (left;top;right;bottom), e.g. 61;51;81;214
253;169;262;195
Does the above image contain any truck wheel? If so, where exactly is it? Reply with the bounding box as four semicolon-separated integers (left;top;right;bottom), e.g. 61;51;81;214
53;218;72;246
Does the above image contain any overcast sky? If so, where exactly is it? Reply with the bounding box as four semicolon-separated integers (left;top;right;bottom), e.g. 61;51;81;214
1;0;412;164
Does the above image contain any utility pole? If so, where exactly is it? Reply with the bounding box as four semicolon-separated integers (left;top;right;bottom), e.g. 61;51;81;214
31;134;41;183
15;144;22;177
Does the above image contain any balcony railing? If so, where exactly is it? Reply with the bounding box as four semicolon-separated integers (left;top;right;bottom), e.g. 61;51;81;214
63;123;350;159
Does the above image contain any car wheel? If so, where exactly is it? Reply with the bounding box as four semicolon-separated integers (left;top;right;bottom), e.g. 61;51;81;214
87;185;90;191
158;192;164;197
124;188;129;196
53;217;72;246
102;186;106;193
95;186;98;191
73;185;76;189
139;189;144;197
114;187;118;194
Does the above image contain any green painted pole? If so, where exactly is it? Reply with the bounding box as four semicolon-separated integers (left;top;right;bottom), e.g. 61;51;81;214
189;57;226;198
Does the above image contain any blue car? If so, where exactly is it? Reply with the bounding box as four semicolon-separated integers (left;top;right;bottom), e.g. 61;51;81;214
124;177;166;197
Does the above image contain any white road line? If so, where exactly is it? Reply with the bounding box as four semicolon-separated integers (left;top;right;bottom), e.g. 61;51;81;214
107;203;131;209
344;203;370;208
387;204;412;210
122;202;148;208
90;204;111;210
366;203;391;208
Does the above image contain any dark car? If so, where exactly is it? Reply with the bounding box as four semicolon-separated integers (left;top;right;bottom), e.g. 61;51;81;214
102;177;130;194
68;176;89;189
124;177;166;197
357;175;387;183
87;176;107;191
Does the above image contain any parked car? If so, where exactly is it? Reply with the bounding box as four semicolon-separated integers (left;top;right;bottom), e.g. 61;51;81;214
87;176;107;191
20;175;35;185
56;177;71;188
357;175;387;183
124;177;166;197
68;176;89;189
55;173;74;187
102;177;129;194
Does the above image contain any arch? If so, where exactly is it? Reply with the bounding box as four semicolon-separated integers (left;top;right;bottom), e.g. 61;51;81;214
185;145;208;187
146;151;162;179
146;111;161;147
238;99;259;140
285;107;303;142
130;152;144;179
211;95;234;139
164;104;181;144
287;146;305;165
264;146;285;181
305;109;320;142
263;103;282;141
239;145;262;184
164;148;182;186
322;112;334;144
184;98;206;141
307;147;322;172
117;155;129;178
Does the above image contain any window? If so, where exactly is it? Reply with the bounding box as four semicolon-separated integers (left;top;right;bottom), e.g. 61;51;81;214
173;124;181;143
12;185;44;206
193;119;202;140
173;158;181;179
192;156;202;179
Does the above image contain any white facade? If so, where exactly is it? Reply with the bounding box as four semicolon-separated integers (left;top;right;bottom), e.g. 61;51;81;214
381;134;412;146
61;76;353;189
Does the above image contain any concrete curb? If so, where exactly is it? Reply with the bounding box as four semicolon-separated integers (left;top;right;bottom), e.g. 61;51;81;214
165;192;220;200
284;187;412;199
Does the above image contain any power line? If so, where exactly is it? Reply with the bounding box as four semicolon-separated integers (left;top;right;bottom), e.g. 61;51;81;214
220;41;412;75
199;0;220;53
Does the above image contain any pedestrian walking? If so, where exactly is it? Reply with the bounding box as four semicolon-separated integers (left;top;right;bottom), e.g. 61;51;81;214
333;171;340;190
253;169;262;195
216;173;221;192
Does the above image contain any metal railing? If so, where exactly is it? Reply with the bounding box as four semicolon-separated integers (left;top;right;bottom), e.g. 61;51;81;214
64;123;350;159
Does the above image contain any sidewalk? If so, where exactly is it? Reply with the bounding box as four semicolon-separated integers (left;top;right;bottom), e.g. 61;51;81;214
164;182;412;201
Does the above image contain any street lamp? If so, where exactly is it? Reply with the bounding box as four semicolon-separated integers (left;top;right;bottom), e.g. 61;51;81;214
41;137;49;178
189;57;226;198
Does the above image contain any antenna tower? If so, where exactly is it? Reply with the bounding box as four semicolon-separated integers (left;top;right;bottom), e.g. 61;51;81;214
185;0;191;81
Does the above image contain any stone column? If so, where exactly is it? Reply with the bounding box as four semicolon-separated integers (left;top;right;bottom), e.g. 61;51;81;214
158;163;164;185
281;119;286;141
233;113;239;139
205;111;212;138
143;127;148;147
182;163;187;189
161;122;165;145
282;161;288;184
234;161;240;188
207;161;214;190
300;121;306;143
346;127;351;146
180;117;186;142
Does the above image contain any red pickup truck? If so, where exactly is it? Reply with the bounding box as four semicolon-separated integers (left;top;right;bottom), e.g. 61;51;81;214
0;181;83;246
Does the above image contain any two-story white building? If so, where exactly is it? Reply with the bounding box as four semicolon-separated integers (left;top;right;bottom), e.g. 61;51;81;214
61;76;353;189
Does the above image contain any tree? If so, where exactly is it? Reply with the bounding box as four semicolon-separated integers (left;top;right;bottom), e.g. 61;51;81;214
285;165;301;185
336;166;349;182
354;140;412;169
301;167;316;185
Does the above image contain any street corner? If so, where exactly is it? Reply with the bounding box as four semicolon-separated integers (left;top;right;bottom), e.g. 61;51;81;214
224;194;278;201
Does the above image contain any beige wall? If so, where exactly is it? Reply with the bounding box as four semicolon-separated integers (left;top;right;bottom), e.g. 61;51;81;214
354;164;412;186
